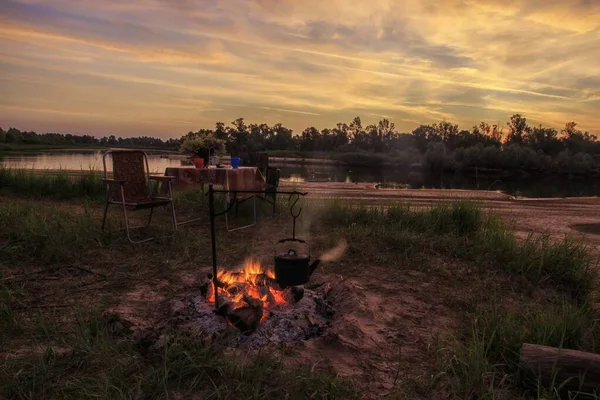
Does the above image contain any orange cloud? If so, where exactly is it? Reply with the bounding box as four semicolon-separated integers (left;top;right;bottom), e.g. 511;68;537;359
0;0;599;137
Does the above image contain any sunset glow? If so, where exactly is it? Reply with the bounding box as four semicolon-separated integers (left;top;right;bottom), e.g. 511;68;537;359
1;0;599;137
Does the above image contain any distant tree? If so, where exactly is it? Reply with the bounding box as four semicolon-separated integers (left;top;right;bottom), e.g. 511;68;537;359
332;123;350;149
561;121;599;154
349;117;369;150
300;127;320;151
214;122;228;141
506;114;531;145
527;125;562;155
107;135;118;145
271;123;294;150
412;124;438;153
561;121;580;140
5;127;21;143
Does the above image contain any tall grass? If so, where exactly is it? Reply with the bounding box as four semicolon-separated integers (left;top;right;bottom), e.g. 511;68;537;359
447;300;599;398
323;200;483;236
321;200;597;300
0;167;104;199
0;202;103;263
476;227;596;300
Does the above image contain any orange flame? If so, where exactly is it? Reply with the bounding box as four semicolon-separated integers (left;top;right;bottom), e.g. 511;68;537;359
206;258;288;317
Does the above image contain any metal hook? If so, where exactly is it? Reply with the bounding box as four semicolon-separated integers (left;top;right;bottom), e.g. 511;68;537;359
288;193;302;218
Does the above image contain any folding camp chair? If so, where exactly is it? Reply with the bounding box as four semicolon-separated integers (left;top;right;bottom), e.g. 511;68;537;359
101;150;177;243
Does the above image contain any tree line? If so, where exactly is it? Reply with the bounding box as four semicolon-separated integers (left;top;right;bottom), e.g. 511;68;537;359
0;127;180;150
180;115;600;174
3;114;600;174
180;115;598;155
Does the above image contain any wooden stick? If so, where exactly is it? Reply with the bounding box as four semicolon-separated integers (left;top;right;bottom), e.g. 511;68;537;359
519;343;600;395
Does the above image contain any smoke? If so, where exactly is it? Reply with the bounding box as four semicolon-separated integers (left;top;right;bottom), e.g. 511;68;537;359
319;239;348;262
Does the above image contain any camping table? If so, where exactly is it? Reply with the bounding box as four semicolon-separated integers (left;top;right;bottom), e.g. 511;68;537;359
161;166;268;230
201;167;267;231
200;166;266;201
160;166;203;194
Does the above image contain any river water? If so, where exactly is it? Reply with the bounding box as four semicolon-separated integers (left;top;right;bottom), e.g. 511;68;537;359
1;149;598;198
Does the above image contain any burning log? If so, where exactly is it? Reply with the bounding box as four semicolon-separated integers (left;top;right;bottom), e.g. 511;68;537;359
259;285;276;306
226;282;246;297
226;295;264;334
227;307;262;333
254;274;279;288
214;293;233;316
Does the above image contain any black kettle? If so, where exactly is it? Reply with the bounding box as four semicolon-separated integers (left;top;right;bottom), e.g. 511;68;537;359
274;238;320;288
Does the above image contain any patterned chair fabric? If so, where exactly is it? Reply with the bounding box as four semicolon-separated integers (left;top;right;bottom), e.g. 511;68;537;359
110;151;150;203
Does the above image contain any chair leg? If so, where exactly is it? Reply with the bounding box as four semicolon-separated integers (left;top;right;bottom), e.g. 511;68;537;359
147;207;154;226
170;201;178;231
117;186;135;243
121;203;135;243
101;202;110;231
169;182;178;231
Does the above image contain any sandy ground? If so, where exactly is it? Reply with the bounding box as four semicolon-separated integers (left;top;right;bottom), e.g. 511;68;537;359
282;181;600;252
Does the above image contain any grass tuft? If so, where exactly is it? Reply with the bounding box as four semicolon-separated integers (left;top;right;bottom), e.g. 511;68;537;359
0;167;104;199
447;300;599;398
0;202;104;264
322;199;597;300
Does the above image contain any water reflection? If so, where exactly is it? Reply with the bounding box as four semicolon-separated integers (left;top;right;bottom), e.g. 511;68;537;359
1;150;598;198
273;164;600;198
0;150;184;173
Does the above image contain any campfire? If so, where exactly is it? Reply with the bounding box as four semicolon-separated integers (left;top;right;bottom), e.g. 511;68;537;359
202;258;305;333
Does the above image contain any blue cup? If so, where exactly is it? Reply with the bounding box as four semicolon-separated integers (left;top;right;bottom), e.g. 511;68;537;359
231;157;241;169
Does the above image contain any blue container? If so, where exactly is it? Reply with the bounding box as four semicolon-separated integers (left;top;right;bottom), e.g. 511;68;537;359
231;157;241;169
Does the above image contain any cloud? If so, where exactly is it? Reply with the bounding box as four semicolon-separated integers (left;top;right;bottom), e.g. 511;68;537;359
0;0;599;137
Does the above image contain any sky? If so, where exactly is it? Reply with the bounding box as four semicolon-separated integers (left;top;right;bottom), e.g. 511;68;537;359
1;0;599;139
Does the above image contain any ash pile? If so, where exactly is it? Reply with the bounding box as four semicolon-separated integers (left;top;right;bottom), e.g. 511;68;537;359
181;279;335;348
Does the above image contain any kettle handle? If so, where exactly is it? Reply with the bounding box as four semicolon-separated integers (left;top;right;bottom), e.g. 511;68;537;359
277;238;306;244
274;238;310;256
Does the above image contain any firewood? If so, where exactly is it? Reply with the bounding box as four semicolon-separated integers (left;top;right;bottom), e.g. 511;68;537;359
519;343;600;396
227;306;262;333
214;294;233;316
259;285;276;306
254;274;280;289
242;294;264;309
225;282;245;296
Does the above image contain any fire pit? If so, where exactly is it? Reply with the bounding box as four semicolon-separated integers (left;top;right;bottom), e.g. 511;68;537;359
183;258;334;347
175;186;334;346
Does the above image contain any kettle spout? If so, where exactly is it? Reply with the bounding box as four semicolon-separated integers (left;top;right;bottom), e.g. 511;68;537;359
309;259;321;276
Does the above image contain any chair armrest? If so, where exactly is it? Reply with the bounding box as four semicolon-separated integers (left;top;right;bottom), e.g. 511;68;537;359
102;178;125;185
149;175;176;181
